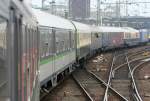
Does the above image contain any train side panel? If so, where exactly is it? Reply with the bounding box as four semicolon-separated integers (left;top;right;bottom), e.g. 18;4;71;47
39;27;76;87
8;1;40;101
112;32;124;47
40;50;76;86
139;29;149;43
72;21;92;60
123;27;140;46
90;26;103;53
102;32;124;49
33;9;76;88
99;27;125;50
78;31;91;59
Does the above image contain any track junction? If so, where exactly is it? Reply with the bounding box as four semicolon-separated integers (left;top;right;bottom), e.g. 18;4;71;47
41;45;150;101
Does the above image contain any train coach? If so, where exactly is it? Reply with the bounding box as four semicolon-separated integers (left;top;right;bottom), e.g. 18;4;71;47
0;0;39;101
33;8;146;91
123;27;140;46
33;9;76;89
99;27;125;50
139;29;149;44
71;21;92;64
0;1;149;101
90;26;103;55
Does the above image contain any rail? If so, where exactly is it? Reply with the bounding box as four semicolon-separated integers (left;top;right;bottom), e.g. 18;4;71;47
72;74;94;101
103;53;116;101
128;50;145;59
131;58;150;75
131;58;150;101
89;71;128;101
112;56;150;77
126;55;143;101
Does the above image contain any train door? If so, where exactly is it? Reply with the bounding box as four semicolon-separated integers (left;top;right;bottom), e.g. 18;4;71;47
98;32;103;49
52;28;56;85
101;33;104;49
21;25;39;101
0;1;11;101
25;27;39;101
102;32;108;49
90;32;93;53
12;10;39;101
13;11;28;101
0;14;10;101
7;7;24;101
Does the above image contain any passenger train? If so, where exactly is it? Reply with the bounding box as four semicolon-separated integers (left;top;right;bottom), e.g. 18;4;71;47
0;0;39;101
0;1;149;101
33;9;149;93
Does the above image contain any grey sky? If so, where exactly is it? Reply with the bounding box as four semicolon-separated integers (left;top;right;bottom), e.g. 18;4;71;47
31;0;150;17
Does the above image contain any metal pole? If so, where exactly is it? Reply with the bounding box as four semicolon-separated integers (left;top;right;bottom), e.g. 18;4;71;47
119;0;121;27
50;0;55;14
100;16;103;26
42;0;46;9
51;3;54;14
97;0;100;26
64;10;68;19
126;0;128;16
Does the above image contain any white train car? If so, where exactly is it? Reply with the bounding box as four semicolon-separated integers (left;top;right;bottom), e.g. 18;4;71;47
90;26;102;54
72;21;92;61
33;9;76;87
123;27;140;46
99;27;125;50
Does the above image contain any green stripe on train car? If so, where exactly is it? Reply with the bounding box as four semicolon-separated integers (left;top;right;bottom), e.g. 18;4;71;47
40;50;75;65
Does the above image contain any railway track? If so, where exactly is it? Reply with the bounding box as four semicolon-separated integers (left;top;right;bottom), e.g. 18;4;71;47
103;51;132;101
72;70;106;101
127;47;150;101
130;52;150;101
86;53;113;82
126;55;143;101
111;48;150;101
133;61;150;101
41;46;150;101
73;51;129;101
41;77;89;101
72;69;128;101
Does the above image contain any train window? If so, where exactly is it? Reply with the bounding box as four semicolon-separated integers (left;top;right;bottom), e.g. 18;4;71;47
61;41;65;51
39;27;52;59
70;31;75;49
55;29;71;53
55;29;65;53
125;33;131;39
55;42;58;53
0;17;9;99
55;30;60;53
22;25;26;54
69;31;72;49
64;31;70;50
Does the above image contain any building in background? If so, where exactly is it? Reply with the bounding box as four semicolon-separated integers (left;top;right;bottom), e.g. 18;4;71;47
69;0;90;20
